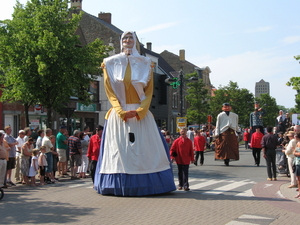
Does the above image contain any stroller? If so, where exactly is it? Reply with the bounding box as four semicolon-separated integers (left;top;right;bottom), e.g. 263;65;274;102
276;146;290;177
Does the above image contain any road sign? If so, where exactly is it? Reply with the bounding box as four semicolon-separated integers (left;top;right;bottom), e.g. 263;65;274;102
176;117;187;132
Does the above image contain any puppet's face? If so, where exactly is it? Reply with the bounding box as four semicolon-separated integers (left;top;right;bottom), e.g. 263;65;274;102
122;33;134;49
222;105;231;112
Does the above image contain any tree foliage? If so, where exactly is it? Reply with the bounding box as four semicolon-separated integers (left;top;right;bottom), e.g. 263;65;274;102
286;76;300;111
255;94;279;127
185;72;210;126
0;0;110;127
210;81;254;127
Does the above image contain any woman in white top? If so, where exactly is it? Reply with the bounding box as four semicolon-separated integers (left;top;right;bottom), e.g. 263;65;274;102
94;31;175;196
283;131;297;188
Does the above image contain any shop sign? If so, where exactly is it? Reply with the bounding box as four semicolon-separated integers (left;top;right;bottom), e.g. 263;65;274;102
30;119;40;126
176;117;187;132
77;103;96;112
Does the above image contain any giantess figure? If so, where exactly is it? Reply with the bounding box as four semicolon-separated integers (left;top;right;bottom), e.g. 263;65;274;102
214;103;239;166
94;31;176;196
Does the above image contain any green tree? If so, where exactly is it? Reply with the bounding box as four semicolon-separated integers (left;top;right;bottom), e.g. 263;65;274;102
0;0;110;128
277;105;289;113
210;81;254;127
185;72;210;126
255;93;279;127
286;76;300;111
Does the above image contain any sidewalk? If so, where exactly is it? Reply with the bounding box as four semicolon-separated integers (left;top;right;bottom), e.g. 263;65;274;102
280;181;300;202
206;144;300;205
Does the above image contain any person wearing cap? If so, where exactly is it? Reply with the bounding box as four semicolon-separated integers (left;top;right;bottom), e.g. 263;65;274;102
283;131;297;188
215;103;239;166
15;130;26;183
56;126;68;176
249;102;265;136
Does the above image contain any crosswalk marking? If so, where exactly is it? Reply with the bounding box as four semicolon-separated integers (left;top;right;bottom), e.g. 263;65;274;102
201;180;250;195
174;177;256;197
226;214;277;225
189;179;220;189
67;177;256;198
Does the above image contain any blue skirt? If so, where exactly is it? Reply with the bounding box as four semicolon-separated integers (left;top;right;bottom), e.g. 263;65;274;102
94;120;176;196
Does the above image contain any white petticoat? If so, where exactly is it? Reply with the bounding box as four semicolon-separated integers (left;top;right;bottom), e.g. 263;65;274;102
100;104;170;174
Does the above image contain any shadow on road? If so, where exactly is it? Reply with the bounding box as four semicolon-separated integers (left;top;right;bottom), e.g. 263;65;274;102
0;185;95;224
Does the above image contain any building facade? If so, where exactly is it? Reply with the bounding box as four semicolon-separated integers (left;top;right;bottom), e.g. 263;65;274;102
160;50;213;134
255;79;270;98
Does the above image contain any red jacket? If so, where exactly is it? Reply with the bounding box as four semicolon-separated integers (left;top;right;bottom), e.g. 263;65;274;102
170;137;194;165
87;134;101;161
250;132;264;148
194;135;206;151
243;132;250;141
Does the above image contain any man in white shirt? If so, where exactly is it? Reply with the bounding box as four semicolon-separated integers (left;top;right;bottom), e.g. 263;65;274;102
215;103;239;166
187;127;194;144
42;128;55;183
15;130;26;183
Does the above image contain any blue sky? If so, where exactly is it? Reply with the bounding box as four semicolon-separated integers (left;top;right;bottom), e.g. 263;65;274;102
1;0;300;109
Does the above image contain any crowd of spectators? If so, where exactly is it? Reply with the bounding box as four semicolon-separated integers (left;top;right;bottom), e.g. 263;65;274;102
0;125;103;189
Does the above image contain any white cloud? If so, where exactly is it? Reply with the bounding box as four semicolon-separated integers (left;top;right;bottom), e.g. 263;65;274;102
282;36;300;45
245;26;272;33
137;22;178;34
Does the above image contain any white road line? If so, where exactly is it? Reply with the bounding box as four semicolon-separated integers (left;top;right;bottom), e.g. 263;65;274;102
189;179;221;189
235;188;254;197
276;190;284;198
226;214;276;225
201;180;249;195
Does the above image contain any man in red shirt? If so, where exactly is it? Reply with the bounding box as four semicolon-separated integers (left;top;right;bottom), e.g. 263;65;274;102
87;125;103;184
170;128;194;191
250;127;264;166
194;130;206;166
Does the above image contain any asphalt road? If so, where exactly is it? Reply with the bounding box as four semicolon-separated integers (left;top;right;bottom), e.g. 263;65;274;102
1;145;300;225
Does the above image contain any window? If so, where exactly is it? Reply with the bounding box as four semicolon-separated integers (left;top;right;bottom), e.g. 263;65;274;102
89;81;99;102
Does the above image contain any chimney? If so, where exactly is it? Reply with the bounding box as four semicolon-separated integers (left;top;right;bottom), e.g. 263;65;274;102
70;0;82;9
179;49;185;61
98;12;112;24
146;42;152;51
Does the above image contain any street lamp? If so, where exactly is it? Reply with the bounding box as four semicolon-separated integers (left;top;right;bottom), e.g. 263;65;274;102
165;70;198;117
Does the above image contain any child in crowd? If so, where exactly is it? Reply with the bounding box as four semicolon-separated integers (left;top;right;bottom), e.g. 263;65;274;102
28;149;39;186
38;146;48;185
